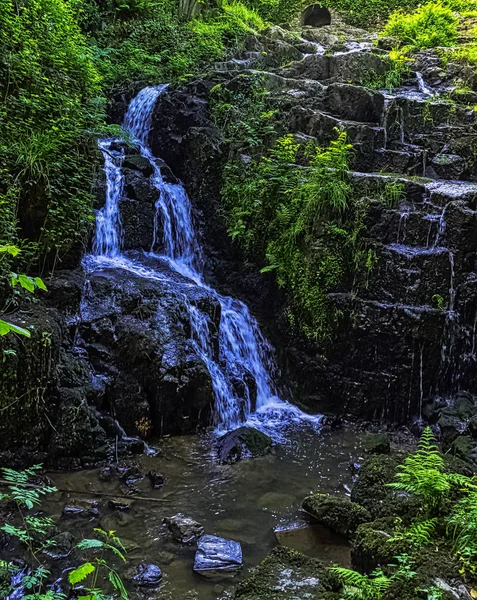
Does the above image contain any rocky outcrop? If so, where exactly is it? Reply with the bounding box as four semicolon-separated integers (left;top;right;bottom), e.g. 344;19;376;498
147;23;477;425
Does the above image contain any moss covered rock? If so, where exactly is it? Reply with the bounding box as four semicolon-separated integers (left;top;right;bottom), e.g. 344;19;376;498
302;493;371;537
350;454;401;518
350;518;403;573
234;546;328;600
217;427;273;464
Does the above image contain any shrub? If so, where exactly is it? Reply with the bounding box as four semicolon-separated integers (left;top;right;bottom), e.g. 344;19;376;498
216;78;377;340
382;2;459;49
0;0;105;267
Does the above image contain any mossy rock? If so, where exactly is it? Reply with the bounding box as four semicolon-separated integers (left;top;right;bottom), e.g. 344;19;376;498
351;518;404;573
302;493;371;537
217;426;273;464
363;433;391;455
234;546;328;600
449;435;474;462
350;454;401;518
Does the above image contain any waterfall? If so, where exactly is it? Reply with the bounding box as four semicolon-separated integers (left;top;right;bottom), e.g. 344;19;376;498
89;86;320;434
94;140;125;257
416;72;434;97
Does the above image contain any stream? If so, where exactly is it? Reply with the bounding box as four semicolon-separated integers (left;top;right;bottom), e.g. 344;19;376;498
41;425;363;599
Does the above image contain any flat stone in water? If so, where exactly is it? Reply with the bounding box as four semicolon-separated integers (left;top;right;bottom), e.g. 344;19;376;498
193;535;243;578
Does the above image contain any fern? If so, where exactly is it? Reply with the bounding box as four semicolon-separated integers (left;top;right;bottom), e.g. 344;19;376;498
68;563;96;585
331;566;391;599
387;427;449;513
389;518;438;549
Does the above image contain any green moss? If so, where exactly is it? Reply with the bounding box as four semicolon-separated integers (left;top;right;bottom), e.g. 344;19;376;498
364;434;391;455
302;493;371;536
234;546;327;600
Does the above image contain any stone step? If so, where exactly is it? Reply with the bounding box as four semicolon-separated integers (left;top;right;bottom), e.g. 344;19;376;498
279;50;387;85
368;206;445;248
288;107;385;156
372;148;425;177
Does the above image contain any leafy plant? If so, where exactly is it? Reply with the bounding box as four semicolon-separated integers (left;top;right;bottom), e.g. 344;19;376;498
69;529;129;600
0;466;128;599
332;565;391;599
332;555;417;599
447;486;477;574
388;518;438;550
0;245;47;338
382;2;458;50
387;426;449;513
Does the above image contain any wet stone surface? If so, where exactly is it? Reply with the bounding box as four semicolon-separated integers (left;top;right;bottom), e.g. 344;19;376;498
193;535;243;577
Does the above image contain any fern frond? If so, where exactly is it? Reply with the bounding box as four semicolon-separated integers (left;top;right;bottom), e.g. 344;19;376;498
68;562;95;585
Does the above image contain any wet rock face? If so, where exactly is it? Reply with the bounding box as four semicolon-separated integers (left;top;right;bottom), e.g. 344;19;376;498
79;259;219;437
193;535;243;577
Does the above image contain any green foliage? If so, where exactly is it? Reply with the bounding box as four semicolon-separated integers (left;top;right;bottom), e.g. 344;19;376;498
0;467;128;599
332;566;391;599
432;294;446;310
221;121;376;339
447;485;477;574
70;529;128;600
388;518;438;550
332;555;416;599
383;2;458;49
0;245;47;339
241;0;304;22
322;0;421;28
0;0;105;267
387;427;450;513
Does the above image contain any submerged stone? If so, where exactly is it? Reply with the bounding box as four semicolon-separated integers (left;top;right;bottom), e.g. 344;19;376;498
216;426;273;464
302;493;371;536
127;563;163;587
164;513;204;543
193;535;243;578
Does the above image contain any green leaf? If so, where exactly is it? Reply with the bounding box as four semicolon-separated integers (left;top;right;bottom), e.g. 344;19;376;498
76;538;104;550
109;570;128;599
18;274;35;293
68;562;96;585
34;277;48;291
0;320;31;337
0;245;21;257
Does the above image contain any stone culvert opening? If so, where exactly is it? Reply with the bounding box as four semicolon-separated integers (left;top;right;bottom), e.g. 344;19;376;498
302;4;332;27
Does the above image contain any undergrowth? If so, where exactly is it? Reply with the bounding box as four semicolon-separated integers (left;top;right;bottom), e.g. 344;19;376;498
214;77;377;341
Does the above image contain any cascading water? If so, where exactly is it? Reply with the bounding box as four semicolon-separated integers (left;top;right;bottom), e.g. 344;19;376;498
87;86;321;435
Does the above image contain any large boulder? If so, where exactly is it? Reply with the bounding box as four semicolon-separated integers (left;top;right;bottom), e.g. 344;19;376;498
216;427;273;463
